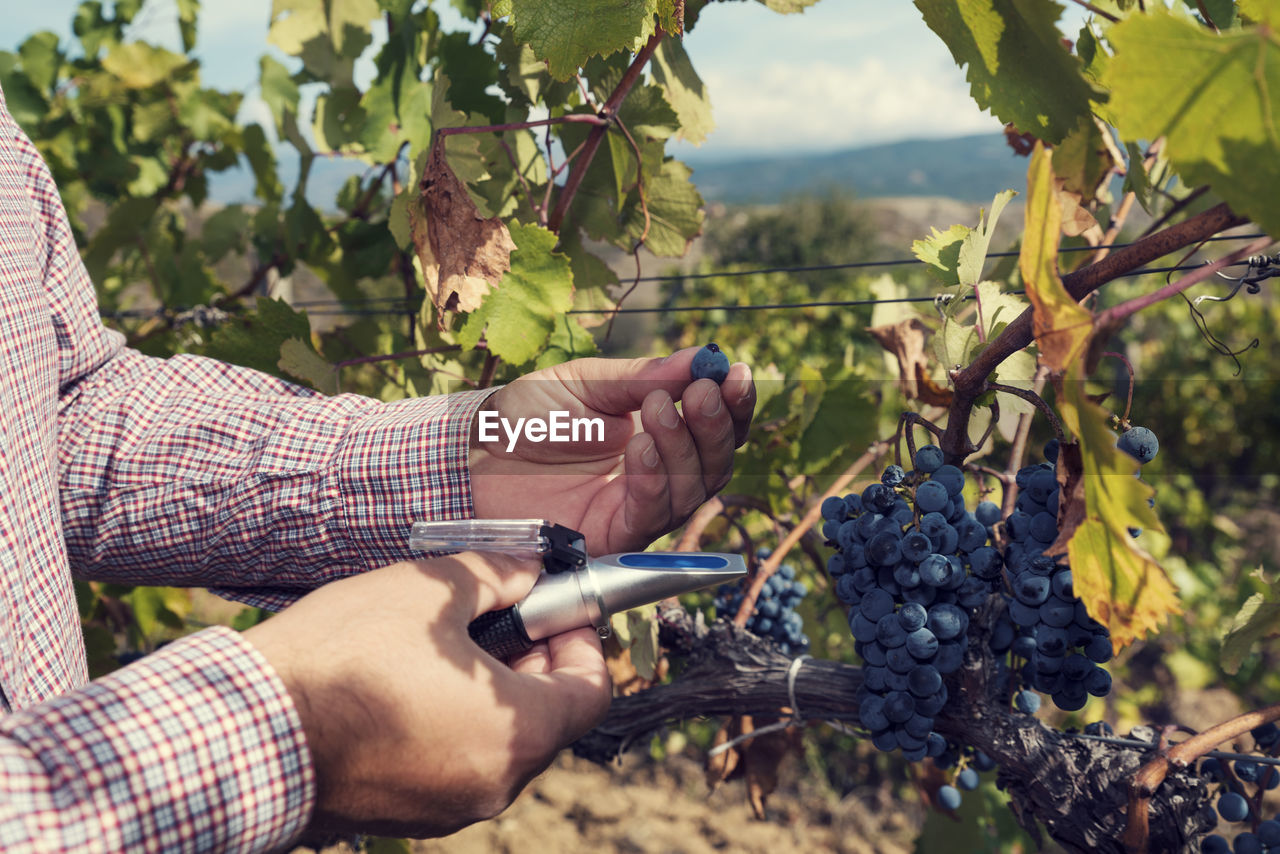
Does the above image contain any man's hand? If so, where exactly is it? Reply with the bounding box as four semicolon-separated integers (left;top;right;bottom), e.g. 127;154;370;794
469;348;756;554
242;553;610;839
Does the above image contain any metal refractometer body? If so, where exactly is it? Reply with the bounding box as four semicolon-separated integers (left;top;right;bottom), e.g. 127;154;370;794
408;520;747;660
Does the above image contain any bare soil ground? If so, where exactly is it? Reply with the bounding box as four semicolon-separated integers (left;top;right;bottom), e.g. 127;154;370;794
410;751;918;854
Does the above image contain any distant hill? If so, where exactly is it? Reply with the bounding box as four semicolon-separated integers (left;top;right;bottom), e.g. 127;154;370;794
209;133;1027;209
685;134;1027;204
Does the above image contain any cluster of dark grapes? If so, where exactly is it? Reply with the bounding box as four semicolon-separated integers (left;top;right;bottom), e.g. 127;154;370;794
1199;722;1280;854
822;445;1003;762
714;552;810;656
990;438;1114;714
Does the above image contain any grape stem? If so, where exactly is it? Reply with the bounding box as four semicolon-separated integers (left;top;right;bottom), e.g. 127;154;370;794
1094;235;1274;329
939;202;1249;464
548;29;665;234
732;439;890;626
1124;702;1280;854
987;381;1065;441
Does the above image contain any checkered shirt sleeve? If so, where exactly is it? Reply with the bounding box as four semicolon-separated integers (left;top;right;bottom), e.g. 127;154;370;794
58;349;493;609
0;70;492;852
0;627;313;852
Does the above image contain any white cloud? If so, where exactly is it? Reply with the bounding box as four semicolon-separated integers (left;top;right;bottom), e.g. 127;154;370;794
685;56;1002;158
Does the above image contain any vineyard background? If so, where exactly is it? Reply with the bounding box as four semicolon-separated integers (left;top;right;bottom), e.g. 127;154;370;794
4;0;1280;851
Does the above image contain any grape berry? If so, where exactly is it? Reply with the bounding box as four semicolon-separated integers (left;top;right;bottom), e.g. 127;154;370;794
690;342;731;384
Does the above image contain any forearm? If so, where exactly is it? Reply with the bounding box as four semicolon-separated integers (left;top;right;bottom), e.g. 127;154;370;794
0;627;312;852
59;347;493;603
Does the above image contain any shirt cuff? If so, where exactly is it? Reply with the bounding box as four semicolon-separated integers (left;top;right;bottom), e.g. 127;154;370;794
334;386;497;570
0;626;313;852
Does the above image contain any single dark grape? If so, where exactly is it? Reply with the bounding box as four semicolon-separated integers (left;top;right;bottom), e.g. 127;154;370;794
1201;835;1229;854
956;767;980;790
1014;689;1041;714
882;464;906;487
690;343;731;384
1233;832;1263;854
914;445;944;473
1117;425;1159;464
1218;791;1249;823
916;481;950;513
1256;819;1280;846
937;785;962;810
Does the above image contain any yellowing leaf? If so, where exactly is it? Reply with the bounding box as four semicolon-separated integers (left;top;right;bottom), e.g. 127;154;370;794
1239;0;1280;28
1104;10;1280;237
1021;143;1093;371
1056;370;1177;649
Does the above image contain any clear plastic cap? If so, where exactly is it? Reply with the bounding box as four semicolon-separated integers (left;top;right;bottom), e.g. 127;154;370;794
409;519;550;554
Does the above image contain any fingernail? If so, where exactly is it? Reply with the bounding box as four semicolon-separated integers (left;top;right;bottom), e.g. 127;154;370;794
657;397;679;429
701;390;723;417
641;441;659;468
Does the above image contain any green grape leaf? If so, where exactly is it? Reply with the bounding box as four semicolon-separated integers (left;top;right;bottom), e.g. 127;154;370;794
18;31;61;93
1239;0;1280;27
125;156;168;197
1053;115;1121;205
0;56;48;128
1022;143;1092;372
1104;10;1280;238
650;38;713;145
125;586;191;639
797;370;876;475
456;222;574;365
499;0;659;80
1185;0;1238;30
495;32;551;105
200;205;250;262
535;313;599;368
101;42;191;89
278;338;339;395
364;838;413;854
84;197;161;281
176;0;200;52
1222;586;1280;675
205;297;315;378
242;123;283;202
915;0;1101;144
258;56;300;134
911;189;1014;286
1056;369;1176;649
913;223;969;281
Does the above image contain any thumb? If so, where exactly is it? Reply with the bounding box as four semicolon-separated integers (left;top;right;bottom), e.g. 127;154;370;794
554;347;704;416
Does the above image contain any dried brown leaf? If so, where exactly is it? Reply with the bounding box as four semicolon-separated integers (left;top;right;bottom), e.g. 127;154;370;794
868;317;933;401
409;141;516;326
743;727;799;820
705;718;742;790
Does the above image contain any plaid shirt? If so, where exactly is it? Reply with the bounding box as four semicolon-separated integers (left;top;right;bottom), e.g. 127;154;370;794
0;87;488;850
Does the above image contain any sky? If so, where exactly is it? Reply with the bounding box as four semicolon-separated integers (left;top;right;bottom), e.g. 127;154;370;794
4;1;1089;162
